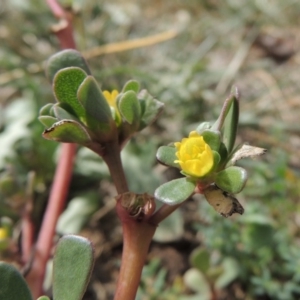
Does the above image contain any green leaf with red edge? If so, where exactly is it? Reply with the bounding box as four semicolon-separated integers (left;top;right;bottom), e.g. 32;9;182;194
154;177;196;205
156;146;179;168
47;49;91;83
53;67;87;121
43;120;92;144
0;262;33;300
53;235;94;300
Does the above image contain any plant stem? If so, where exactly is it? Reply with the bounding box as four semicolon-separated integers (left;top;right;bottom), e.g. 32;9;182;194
22;172;35;263
150;203;181;225
102;140;129;194
25;1;77;296
114;203;156;300
25;144;76;297
47;0;76;49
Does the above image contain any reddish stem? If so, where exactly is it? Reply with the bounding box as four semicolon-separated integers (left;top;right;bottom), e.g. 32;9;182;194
150;203;181;225
114;203;156;300
46;0;65;18
25;1;77;296
21;202;34;264
47;0;76;49
26;143;76;297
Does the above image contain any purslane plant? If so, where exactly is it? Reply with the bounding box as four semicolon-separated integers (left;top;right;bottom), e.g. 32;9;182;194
0;49;266;300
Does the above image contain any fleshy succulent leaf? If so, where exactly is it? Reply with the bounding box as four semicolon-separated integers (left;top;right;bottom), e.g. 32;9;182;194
183;268;211;296
53;67;87;120
77;76;114;132
53;235;94;300
47;49;91;83
43;120;92;144
222;88;239;154
201;130;221;152
138;89;164;130
38;116;58;128
122;80;140;93
215;166;247;194
118;90;141;125
218;142;229;167
154;178;196;205
190;247;210;274
212;151;221;168
156;146;180;168
196;122;211;134
39;103;54;116
0;262;33;300
52;104;80;121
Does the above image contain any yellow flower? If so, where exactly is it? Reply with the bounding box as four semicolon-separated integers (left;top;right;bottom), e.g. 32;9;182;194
174;131;214;178
103;90;121;125
0;227;8;240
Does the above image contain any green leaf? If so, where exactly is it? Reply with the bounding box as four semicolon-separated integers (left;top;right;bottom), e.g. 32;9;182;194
242;223;274;249
215;166;247;194
223;88;239;154
196;122;211;134
77;76;113;126
154;178;196;205
0;262;33;300
215;257;240;289
211;88;239;154
218;142;228;167
47;49;91;83
43;120;92;144
53;67;87;120
122;80;140;93
156;146;179;168
118;90;141;125
212;151;221;168
53;104;80;121
38;116;57;128
201;130;221;151
183;268;211;298
190;247;210;274
39;103;54;116
53;235;94;300
138;89;164;130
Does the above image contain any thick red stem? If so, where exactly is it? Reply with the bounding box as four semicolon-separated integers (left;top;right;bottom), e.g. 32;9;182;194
25;0;77;296
114;203;156;300
26;144;76;297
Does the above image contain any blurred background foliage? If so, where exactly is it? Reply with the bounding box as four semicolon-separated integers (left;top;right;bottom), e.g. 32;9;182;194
1;0;300;299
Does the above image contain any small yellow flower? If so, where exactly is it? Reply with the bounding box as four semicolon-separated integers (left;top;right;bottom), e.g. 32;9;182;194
174;131;214;178
103;90;121;125
0;227;8;240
